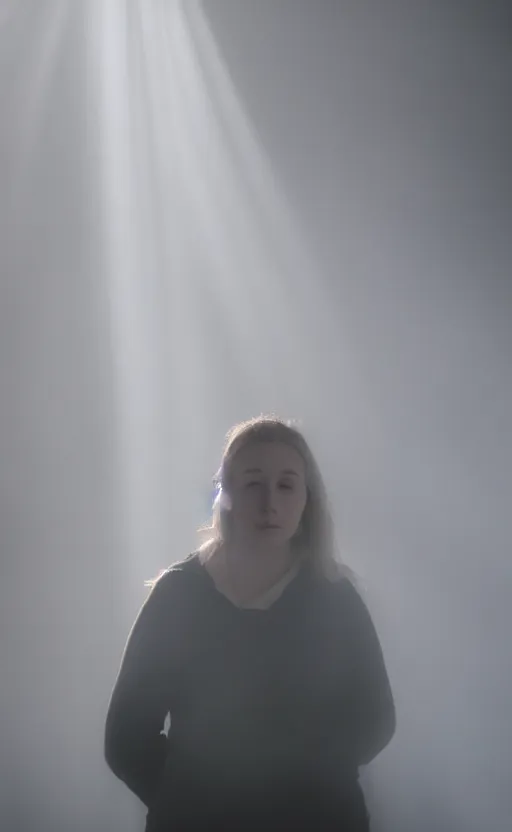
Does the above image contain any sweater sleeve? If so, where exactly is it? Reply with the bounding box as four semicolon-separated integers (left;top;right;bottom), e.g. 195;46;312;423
341;579;396;767
104;572;175;807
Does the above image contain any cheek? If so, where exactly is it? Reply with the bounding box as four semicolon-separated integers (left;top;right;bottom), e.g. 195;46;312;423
231;492;258;522
286;492;308;522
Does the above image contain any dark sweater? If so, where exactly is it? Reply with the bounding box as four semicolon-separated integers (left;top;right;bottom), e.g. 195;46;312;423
104;553;395;830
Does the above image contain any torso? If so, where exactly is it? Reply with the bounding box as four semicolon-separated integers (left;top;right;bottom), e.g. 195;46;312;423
147;554;367;830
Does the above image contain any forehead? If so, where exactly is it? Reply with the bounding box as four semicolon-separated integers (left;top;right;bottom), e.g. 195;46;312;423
231;441;306;477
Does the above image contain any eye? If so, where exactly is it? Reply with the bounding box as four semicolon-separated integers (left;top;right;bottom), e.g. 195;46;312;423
279;482;293;490
246;481;261;488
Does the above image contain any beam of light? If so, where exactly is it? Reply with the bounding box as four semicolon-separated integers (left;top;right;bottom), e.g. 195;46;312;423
85;0;366;579
5;1;70;223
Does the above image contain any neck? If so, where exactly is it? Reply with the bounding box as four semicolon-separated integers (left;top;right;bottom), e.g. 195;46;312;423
221;541;295;602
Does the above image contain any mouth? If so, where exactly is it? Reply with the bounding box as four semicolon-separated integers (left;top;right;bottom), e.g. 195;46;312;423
258;523;281;530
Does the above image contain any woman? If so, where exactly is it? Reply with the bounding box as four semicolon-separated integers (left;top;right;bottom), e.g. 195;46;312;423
104;415;396;831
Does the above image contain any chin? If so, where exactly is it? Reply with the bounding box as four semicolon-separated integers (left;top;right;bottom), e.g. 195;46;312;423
255;527;289;542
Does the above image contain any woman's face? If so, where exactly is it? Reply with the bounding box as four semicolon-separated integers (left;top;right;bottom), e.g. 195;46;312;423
227;441;308;549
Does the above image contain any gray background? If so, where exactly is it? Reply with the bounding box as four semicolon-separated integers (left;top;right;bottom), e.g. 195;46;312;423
2;2;511;830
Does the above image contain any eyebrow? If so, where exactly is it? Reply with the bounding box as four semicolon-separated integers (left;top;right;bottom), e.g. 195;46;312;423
242;468;299;477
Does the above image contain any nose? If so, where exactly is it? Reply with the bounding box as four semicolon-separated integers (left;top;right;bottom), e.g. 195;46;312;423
260;484;277;513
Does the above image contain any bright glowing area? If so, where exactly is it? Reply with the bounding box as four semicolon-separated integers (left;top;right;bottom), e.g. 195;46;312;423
87;0;361;568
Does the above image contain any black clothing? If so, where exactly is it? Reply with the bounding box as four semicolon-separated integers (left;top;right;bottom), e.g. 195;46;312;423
105;553;395;830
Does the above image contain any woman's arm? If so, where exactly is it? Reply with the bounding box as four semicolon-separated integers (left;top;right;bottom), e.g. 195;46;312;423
104;572;174;807
342;579;397;766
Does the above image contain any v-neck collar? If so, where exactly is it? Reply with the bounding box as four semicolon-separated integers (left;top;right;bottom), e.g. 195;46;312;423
192;550;310;614
232;558;301;610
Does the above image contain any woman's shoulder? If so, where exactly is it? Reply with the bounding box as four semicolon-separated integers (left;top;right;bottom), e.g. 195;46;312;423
168;550;203;574
145;551;203;594
320;569;370;620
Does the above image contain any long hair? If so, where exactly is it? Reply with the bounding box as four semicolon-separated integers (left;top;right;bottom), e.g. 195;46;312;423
196;414;354;582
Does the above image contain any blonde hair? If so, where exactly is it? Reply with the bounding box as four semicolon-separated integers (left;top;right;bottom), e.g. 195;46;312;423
196;414;354;583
